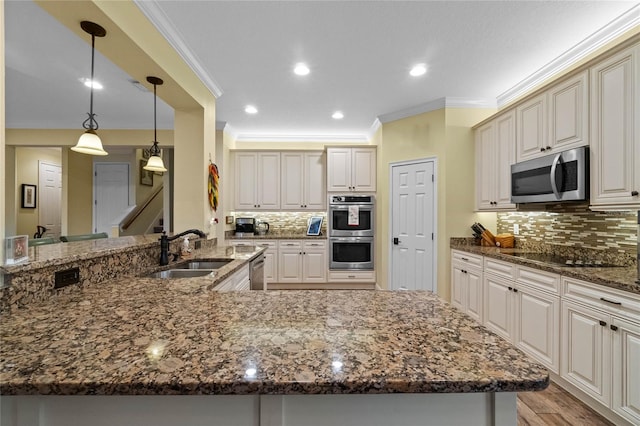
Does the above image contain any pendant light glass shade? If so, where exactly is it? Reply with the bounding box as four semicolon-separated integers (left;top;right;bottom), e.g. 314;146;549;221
72;129;108;156
73;21;108;156
143;76;167;172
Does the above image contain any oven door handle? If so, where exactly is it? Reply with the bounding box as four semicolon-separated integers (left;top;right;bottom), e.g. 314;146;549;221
550;153;562;200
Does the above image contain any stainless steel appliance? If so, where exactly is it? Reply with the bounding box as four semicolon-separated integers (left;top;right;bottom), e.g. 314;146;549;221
250;253;265;290
511;146;589;204
329;236;374;270
255;220;270;235
329;195;375;270
235;217;255;237
328;195;374;237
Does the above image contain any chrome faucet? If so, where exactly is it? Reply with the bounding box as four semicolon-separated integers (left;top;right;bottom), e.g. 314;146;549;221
159;229;206;266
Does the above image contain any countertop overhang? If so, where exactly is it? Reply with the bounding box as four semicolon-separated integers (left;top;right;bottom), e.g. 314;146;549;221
0;287;548;396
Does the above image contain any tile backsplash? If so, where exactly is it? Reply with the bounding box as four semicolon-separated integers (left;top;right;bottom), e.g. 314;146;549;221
231;212;327;235
497;205;638;256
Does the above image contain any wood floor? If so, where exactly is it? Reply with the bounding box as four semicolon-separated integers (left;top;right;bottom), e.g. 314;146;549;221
517;382;613;425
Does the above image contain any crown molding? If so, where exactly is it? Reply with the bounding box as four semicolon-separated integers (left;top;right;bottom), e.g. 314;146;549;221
498;4;640;107
134;0;223;98
234;133;369;143
378;97;496;124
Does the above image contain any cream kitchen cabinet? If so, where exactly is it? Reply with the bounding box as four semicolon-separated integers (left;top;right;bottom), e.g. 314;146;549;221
589;43;640;210
326;147;376;192
516;93;547;162
256;240;278;285
483;258;560;373
214;264;250;292
547;70;589;154
235;152;281;210
281;152;326;210
562;276;640;424
450;250;483;323
475;110;516;210
277;240;327;283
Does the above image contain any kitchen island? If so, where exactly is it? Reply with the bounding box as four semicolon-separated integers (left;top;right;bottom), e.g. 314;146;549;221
1;265;548;426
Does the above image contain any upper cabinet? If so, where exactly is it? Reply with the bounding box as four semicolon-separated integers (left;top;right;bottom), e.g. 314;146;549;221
234;152;281;210
475;110;516;211
281;151;326;210
516;93;548;162
516;71;588;162
327;147;376;192
590;44;640;210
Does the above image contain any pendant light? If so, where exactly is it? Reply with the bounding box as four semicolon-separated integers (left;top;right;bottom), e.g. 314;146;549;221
72;21;108;156
143;76;167;172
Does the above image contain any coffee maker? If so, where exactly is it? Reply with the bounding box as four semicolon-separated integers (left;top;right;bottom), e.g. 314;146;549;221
235;218;255;237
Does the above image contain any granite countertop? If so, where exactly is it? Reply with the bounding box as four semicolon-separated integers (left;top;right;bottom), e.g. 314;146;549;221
450;241;640;295
0;287;548;396
229;233;327;240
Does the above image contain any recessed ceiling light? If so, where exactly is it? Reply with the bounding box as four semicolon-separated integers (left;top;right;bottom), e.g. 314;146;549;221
244;105;258;114
294;63;310;76
332;111;344;120
80;78;103;89
409;63;427;77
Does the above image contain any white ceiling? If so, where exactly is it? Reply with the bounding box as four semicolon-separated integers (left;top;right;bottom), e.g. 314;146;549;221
5;1;640;141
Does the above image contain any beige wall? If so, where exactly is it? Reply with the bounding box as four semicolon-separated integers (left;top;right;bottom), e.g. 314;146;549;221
377;107;496;299
65;149;94;235
15;148;62;237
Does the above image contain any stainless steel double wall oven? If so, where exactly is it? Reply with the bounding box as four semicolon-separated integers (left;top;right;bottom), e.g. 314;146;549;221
328;195;374;270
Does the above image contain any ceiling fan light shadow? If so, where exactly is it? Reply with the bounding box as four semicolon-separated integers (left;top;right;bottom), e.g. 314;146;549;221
71;130;108;156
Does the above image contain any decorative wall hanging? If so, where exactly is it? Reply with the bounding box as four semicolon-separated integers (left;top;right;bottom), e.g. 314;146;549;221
208;159;219;211
21;184;37;208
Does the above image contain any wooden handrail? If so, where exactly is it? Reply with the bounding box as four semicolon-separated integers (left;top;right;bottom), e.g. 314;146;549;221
121;184;163;231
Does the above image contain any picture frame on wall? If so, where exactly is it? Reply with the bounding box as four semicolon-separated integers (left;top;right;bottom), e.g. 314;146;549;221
140;160;154;186
21;184;36;208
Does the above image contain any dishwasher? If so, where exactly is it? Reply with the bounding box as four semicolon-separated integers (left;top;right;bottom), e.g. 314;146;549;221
250;254;265;290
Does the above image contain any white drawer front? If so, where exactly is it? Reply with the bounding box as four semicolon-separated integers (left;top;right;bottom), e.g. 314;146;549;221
303;240;327;249
484;257;516;279
278;240;302;249
516;265;561;295
451;250;483;268
328;270;375;282
563;276;640;322
256;240;277;248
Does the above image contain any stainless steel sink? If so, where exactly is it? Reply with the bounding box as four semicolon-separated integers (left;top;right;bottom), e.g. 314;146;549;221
145;269;216;279
175;260;233;270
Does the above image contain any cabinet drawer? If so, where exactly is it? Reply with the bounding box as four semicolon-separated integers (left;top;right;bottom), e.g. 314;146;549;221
229;240;255;247
328;270;375;282
516;265;560;295
484;257;516;279
278;240;302;249
256;240;277;249
563;276;640;322
304;240;326;249
451;250;483;268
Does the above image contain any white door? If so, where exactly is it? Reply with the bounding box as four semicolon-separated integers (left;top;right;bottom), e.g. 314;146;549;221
38;162;62;239
390;159;435;291
94;163;130;234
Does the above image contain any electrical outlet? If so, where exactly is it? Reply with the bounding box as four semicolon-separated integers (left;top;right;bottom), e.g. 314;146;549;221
513;224;520;235
54;267;80;289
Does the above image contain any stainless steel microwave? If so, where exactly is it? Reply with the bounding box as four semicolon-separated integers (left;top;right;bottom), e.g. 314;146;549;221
511;146;589;204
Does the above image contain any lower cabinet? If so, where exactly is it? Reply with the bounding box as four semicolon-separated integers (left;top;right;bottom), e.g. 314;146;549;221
561;277;640;425
482;258;560;374
215;264;250;292
450;250;483;323
256;240;278;284
278;240;327;283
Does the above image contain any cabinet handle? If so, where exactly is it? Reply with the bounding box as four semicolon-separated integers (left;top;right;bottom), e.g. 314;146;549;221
348;275;356;278
540;148;545;152
513;288;518;293
599;320;607;327
600;297;622;306
461;257;468;261
610;325;619;331
508;286;513;291
546;146;551;150
632;191;639;196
